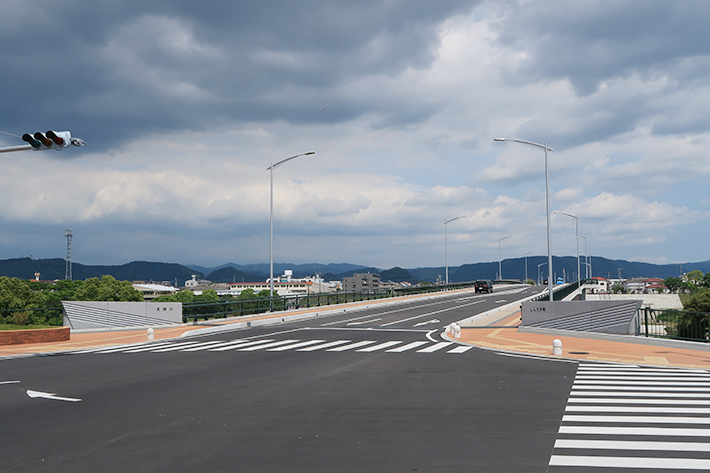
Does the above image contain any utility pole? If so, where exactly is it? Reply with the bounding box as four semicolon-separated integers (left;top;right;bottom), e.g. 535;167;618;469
64;227;73;281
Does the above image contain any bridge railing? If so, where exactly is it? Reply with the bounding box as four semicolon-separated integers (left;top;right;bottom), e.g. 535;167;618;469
182;282;478;322
639;307;710;342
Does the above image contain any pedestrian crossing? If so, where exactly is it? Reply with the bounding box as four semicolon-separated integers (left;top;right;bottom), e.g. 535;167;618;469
549;363;710;471
71;338;474;355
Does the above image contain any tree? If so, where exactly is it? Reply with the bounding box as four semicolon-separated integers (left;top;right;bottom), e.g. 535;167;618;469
72;275;143;302
664;277;683;294
684;291;710;313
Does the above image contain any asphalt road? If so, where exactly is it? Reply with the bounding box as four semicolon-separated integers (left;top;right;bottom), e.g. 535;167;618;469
1;286;580;473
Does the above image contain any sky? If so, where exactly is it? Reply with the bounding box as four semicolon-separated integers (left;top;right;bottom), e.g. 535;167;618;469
1;0;710;271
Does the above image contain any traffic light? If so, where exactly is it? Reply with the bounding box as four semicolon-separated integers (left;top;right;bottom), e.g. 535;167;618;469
22;130;73;150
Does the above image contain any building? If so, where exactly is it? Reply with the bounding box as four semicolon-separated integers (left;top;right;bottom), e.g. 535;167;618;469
132;283;179;300
342;272;381;291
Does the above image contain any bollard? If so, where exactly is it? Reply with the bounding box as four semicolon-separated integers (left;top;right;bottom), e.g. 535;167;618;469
147;327;154;341
453;323;461;339
552;339;562;356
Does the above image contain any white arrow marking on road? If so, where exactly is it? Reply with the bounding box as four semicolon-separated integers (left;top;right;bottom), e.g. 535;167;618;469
413;319;440;327
26;389;82;402
347;318;381;325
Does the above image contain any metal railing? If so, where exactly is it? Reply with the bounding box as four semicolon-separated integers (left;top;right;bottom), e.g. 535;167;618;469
529;281;579;302
182;282;478;322
0;307;64;326
640;307;710;342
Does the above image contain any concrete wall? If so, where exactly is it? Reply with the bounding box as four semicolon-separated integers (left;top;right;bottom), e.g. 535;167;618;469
584;293;682;310
62;301;182;330
522;300;642;335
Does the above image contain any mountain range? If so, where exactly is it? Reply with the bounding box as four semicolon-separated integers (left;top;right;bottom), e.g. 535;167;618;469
1;256;708;286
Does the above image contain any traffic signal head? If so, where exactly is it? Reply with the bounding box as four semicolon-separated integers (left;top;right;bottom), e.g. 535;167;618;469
22;130;72;150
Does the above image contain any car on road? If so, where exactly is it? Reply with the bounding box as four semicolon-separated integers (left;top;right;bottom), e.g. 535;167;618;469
475;280;492;293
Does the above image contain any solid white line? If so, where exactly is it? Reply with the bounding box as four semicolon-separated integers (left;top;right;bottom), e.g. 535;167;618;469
416;342;452;353
567;406;710;414
578;369;710;376
559;425;710;436
268;340;326;351
571;390;710;398
554;439;710;452
447;346;473;353
238;339;299;351
569;397;710;405
327;340;377;352
379;301;483;327
297;340;351;351
210;340;275;351
549;455;710;469
577;375;710;382
0;381;20;385
572;384;710;392
357;341;402;352
574;379;710;386
386;341;429;352
563;415;710;424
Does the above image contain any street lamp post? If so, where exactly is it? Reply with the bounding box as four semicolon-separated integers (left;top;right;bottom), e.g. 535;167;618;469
444;216;465;285
267;152;315;305
524;251;532;283
537;262;547;286
578;234;588;279
554;211;581;286
497;235;511;281
494;138;554;301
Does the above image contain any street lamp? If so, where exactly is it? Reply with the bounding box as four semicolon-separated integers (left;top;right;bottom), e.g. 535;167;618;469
267;152;315;304
494;138;554;301
554;211;581;286
578;234;589;279
444;216;465;285
497;235;511;281
524;251;532;283
537;262;547;286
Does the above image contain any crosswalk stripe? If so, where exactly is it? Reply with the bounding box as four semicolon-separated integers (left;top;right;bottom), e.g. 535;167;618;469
572;384;710;392
570;389;710;397
416;342;452;353
563;415;710;424
238;339;299;351
209;340;275;351
80;338;478;355
567;405;710;414
549;456;710;469
183;340;245;351
574;379;710;386
386;341;429;352
554;439;710;452
268;340;326;351
297;340;351;351
559;426;710;436
327;341;377;351
447;345;473;353
357;341;402;352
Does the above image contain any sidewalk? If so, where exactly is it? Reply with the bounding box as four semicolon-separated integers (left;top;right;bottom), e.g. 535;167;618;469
454;305;710;369
3;292;710;369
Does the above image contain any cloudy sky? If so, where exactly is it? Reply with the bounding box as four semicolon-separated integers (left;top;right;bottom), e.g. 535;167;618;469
1;0;709;271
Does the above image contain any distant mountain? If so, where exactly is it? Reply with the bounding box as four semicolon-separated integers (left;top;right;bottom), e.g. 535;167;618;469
380;267;417;283
206;267;263;283
0;258;203;285
3;255;708;286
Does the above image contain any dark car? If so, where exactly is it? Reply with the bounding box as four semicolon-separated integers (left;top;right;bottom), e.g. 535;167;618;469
475;280;492;293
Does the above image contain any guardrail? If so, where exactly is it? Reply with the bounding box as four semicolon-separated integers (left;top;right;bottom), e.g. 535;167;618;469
0;307;64;326
182;282;478;323
529;281;580;302
640;307;710;342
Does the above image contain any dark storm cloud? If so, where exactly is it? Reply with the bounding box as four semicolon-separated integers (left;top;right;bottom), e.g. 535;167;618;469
0;0;477;152
494;1;710;95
